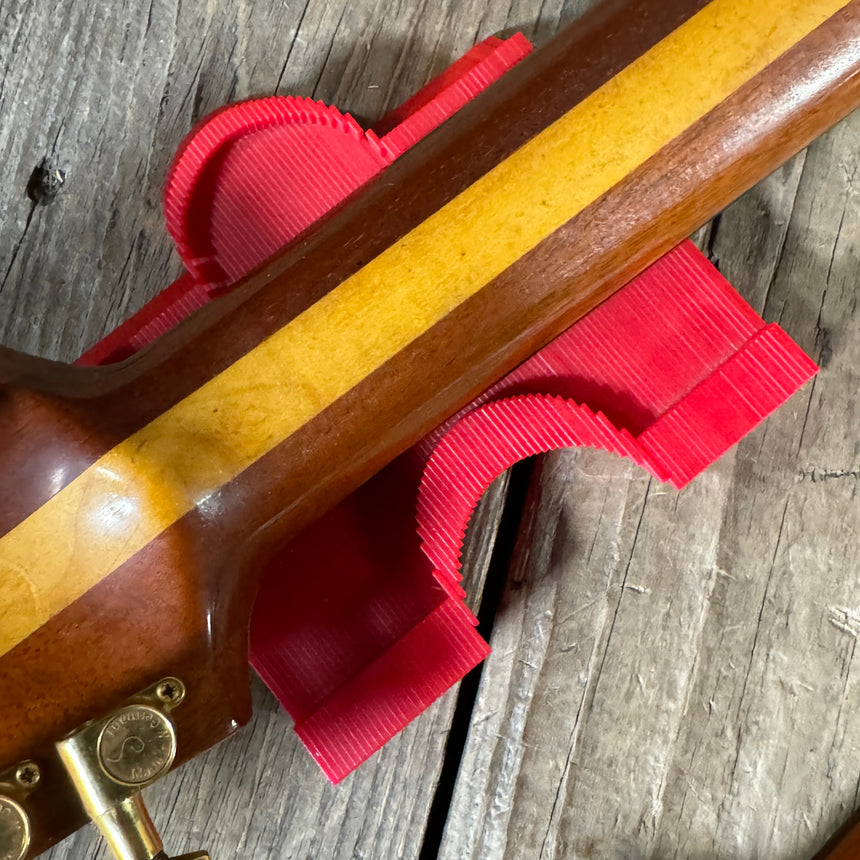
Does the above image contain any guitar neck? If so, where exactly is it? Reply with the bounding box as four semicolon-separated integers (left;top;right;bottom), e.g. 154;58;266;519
33;0;860;557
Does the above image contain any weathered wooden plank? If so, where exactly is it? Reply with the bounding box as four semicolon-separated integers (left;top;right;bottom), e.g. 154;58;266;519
1;0;857;858
438;113;860;859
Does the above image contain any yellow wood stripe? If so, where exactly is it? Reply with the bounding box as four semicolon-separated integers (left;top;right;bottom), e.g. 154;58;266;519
0;0;849;657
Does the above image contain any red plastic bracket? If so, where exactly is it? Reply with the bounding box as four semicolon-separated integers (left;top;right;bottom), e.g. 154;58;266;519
77;34;816;782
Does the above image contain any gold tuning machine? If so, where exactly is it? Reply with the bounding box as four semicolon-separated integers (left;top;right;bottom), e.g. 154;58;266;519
56;678;209;860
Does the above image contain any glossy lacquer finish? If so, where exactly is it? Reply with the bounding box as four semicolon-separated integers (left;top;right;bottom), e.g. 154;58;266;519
1;0;860;854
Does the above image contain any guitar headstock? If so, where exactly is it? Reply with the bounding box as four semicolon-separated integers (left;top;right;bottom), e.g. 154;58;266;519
0;367;255;858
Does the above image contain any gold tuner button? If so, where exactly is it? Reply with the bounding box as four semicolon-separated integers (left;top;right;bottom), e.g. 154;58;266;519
97;705;177;787
0;795;31;860
56;678;189;860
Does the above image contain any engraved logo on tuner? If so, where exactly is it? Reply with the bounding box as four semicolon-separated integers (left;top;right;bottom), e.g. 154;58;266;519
0;797;29;860
97;705;176;786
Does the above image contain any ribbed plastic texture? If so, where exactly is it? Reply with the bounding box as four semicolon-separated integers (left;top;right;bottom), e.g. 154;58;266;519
77;35;816;783
415;242;818;589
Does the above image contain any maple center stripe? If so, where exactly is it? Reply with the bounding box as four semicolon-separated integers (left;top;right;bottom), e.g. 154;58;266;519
0;0;850;658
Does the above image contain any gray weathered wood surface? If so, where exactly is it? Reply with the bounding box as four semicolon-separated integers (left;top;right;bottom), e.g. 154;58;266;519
1;0;858;857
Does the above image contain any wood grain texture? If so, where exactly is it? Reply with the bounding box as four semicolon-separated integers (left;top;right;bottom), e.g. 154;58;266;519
1;2;858;860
